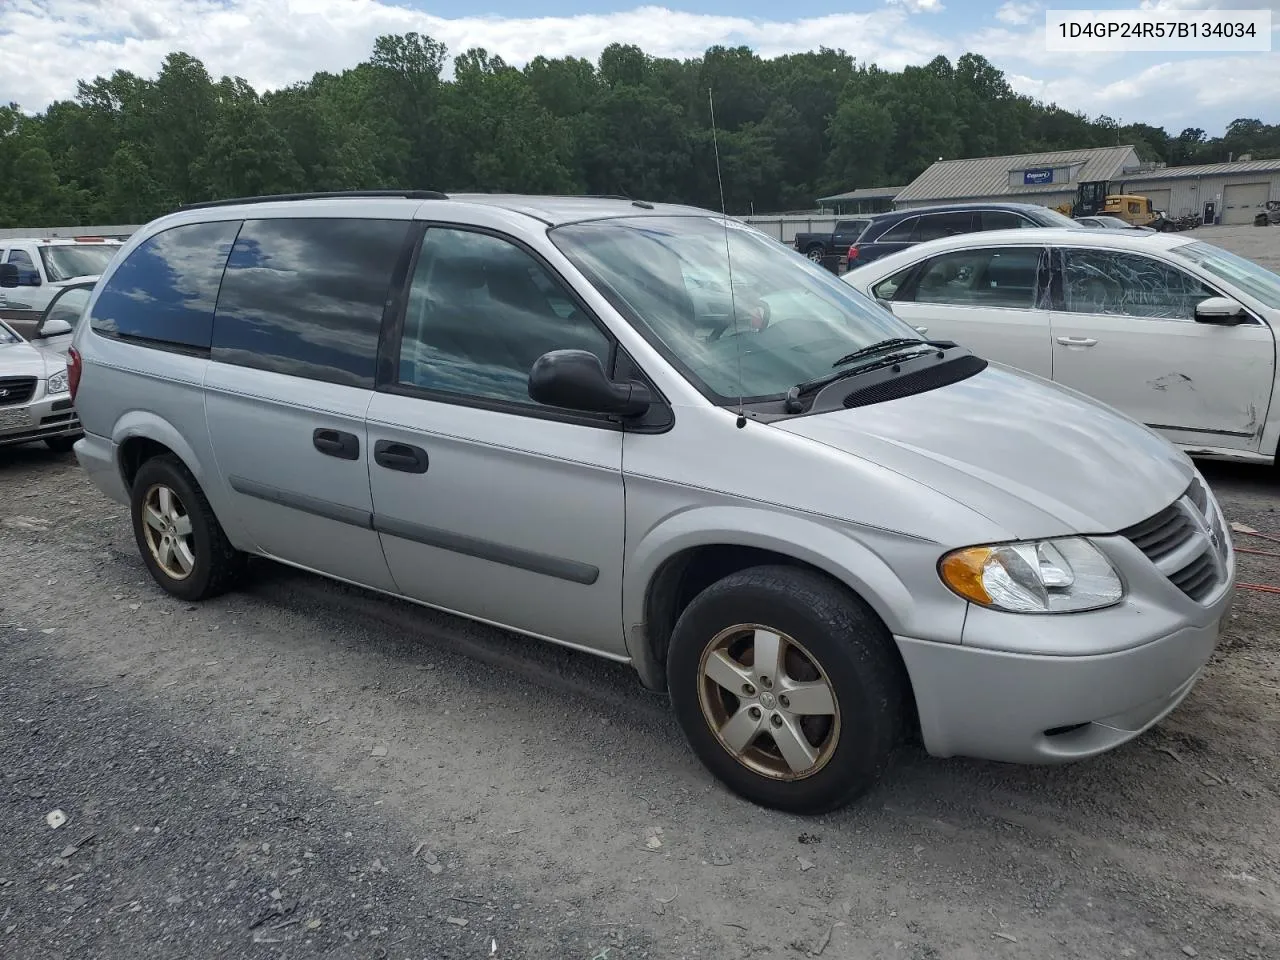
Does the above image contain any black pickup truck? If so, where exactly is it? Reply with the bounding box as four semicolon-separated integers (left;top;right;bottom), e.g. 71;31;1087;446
791;218;871;262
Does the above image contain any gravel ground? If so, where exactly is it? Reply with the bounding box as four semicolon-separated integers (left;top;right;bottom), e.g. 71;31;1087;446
3;225;1280;960
2;447;1280;960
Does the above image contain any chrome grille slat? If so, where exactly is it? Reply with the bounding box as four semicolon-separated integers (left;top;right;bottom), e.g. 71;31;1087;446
1120;479;1229;604
0;376;37;407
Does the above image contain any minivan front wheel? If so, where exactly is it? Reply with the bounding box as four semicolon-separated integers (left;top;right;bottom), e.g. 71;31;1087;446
667;565;906;814
130;455;244;602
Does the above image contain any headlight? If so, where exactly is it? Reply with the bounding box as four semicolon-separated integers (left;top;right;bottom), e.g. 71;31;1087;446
47;369;69;394
939;537;1123;613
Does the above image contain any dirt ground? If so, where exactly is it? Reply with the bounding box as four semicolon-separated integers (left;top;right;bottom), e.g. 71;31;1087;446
3;224;1280;960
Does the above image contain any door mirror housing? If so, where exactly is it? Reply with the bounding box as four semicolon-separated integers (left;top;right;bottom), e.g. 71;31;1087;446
0;263;17;288
529;350;652;418
876;297;894;313
1194;296;1249;325
38;317;73;338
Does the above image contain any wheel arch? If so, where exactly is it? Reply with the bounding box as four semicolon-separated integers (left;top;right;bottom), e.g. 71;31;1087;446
112;411;207;491
623;506;917;695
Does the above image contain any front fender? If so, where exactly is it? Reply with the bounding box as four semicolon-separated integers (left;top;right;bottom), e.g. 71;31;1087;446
622;504;965;690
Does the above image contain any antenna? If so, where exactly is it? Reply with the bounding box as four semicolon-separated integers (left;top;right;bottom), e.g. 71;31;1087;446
708;87;747;429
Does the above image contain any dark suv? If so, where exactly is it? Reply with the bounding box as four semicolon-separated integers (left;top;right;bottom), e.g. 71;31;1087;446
844;202;1079;269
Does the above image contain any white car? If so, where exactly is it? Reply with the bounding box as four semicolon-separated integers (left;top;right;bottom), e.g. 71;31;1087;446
0;318;81;451
0;237;122;315
843;228;1280;464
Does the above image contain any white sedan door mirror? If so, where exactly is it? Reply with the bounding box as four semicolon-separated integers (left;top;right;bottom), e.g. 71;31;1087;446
39;317;74;338
1194;296;1249;326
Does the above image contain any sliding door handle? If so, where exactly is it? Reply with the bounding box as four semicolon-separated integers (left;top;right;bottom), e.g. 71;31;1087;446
374;440;429;474
313;428;360;460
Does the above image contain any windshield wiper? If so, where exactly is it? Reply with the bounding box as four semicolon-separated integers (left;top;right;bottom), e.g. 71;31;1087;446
830;337;927;369
784;339;956;413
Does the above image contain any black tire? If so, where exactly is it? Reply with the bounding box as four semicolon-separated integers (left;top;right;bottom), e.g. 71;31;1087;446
130;454;245;602
804;244;826;262
667;565;908;814
44;433;80;453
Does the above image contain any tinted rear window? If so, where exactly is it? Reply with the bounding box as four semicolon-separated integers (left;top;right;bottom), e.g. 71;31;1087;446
211;218;411;388
89;220;240;351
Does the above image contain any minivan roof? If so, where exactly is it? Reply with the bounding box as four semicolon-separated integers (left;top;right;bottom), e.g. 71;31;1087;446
172;190;720;228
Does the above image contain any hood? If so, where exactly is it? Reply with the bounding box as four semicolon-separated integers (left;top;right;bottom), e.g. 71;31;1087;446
774;363;1194;538
0;337;62;379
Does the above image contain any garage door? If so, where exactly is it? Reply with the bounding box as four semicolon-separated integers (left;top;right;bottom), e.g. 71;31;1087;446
1222;182;1271;224
1142;188;1171;214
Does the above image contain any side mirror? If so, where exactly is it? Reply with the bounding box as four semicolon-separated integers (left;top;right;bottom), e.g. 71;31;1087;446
528;349;652;418
0;263;17;288
876;297;895;313
1194;296;1249;326
38;317;73;338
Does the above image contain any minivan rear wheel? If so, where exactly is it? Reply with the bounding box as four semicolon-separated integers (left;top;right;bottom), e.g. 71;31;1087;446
667;565;907;814
130;455;244;601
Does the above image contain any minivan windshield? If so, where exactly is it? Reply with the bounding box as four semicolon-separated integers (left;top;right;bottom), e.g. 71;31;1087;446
550;215;919;400
1170;240;1280;309
39;244;117;282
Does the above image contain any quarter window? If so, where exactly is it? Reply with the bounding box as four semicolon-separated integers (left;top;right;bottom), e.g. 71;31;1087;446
871;267;914;302
397;228;612;406
878;218;918;243
212;218;410;387
1060;249;1219;320
89;220;241;350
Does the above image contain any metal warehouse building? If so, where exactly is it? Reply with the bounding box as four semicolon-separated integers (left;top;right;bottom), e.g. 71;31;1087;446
893;145;1143;211
815;184;905;216
1113;158;1280;224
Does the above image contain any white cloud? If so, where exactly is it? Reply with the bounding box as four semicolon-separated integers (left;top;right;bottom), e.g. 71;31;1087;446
0;0;1273;135
995;1;1039;25
887;0;946;13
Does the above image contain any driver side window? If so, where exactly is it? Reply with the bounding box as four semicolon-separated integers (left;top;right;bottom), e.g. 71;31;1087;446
6;249;39;284
398;228;613;407
1060;249;1219;320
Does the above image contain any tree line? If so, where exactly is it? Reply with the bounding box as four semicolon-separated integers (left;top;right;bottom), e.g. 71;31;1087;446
1;34;1277;228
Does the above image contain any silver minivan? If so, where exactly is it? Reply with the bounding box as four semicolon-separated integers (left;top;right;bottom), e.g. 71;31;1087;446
69;191;1235;813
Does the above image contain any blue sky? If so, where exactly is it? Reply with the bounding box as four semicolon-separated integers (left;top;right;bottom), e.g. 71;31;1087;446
1;0;1277;136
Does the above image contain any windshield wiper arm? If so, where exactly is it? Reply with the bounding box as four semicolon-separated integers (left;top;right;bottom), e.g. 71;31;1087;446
830;337;927;369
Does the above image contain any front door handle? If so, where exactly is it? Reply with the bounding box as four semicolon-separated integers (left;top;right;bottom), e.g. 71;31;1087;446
313;428;360;460
1055;336;1098;347
374;439;429;474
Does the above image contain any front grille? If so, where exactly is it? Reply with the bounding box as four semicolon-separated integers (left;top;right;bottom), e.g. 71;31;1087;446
0;376;36;406
1120;478;1230;603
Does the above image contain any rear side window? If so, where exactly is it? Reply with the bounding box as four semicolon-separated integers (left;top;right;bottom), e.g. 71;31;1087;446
979;211;1030;230
915;212;976;242
89;221;241;351
212;218;411;388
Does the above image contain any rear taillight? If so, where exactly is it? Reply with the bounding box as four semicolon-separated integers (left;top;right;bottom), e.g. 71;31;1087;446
847;245;859;261
67;346;82;402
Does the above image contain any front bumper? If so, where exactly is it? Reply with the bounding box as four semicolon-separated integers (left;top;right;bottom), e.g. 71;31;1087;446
898;532;1234;765
0;384;81;447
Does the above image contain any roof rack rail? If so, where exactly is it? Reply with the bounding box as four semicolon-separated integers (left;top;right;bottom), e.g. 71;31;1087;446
178;190;449;211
